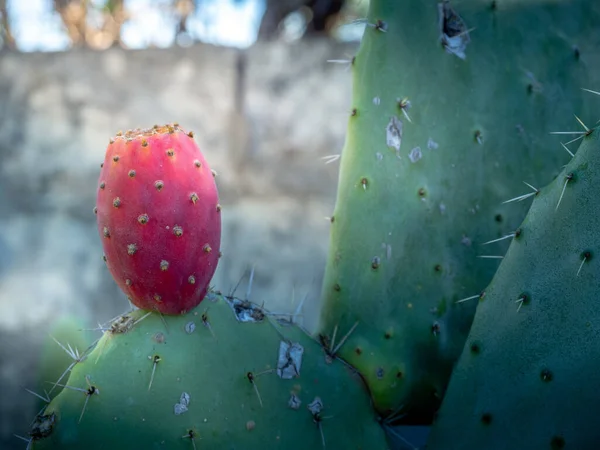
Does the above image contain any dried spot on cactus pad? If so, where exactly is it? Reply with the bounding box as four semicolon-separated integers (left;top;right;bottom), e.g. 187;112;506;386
438;1;470;60
225;297;265;323
276;341;304;379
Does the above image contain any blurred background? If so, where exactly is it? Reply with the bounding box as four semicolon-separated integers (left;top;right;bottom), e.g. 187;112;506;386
0;1;369;447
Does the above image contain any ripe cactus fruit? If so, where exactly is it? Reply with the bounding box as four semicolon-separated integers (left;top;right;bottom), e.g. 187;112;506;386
317;0;600;423
427;125;600;449
28;293;389;449
96;124;221;315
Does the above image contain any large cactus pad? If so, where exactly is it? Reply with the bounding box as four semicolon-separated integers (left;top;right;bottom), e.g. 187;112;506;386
29;293;388;449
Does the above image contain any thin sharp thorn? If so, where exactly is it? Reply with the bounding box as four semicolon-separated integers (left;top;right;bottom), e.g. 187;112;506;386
556;177;570;211
577;257;587;277
24;388;50;403
326;59;351;64
254;368;276;377
457;27;476;37
482;234;515;245
329;325;338;353
582;88;600;96
78;394;91;424
515;298;524;313
561;142;575;157
229;271;246;298
29;405;47;428
477;255;504;259
245;264;256;301
332;321;359;355
455;294;480;304
148;358;159;391
294;289;309;319
14;434;32;444
264;310;301;317
79;326;109;332
252;382;263;407
46;382;87;393
401;109;412;123
158;312;169;334
502;192;536;204
132;311;153;327
47;361;76;395
574;114;589;132
203;317;217;340
264;314;290;341
50;335;79;360
549;131;587;135
94;336;110;364
208;324;216;339
318;422;326;448
61;334;100;372
563;134;586;146
384;404;406;425
523;181;539;192
382;424;417;450
79;321;106;332
321;154;341;164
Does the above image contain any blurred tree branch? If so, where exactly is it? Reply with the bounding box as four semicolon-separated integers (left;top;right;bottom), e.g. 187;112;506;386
175;0;195;36
53;0;88;47
0;0;15;50
53;0;128;49
102;0;126;47
258;0;345;40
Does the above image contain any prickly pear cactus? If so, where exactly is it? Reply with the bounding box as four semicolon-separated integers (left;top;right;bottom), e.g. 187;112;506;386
426;121;600;449
317;0;600;423
96;124;221;315
28;293;389;449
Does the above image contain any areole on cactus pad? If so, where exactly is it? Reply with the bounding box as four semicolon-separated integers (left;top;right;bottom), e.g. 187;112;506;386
95;124;222;315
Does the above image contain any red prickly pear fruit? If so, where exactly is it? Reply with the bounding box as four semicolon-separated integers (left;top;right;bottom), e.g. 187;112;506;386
95;124;221;315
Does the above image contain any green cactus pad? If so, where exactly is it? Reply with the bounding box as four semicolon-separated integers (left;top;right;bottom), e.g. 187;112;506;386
426;126;600;449
29;293;388;449
318;0;600;423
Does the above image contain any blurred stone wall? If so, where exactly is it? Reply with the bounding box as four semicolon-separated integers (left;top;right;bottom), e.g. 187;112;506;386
0;38;355;447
